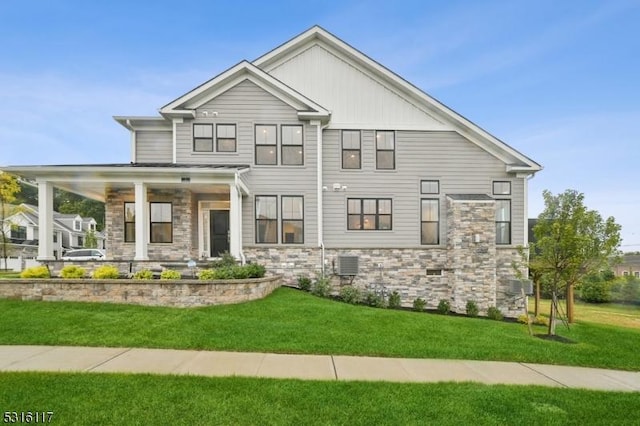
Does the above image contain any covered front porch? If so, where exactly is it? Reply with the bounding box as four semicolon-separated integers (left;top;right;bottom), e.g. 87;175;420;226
5;164;251;263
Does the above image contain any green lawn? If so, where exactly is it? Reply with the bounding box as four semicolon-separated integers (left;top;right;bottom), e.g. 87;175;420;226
530;298;640;329
0;270;21;279
2;287;640;370
1;372;639;425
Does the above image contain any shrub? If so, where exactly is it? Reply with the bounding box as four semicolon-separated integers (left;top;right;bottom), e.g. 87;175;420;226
437;299;450;314
387;291;401;309
208;252;237;269
60;265;85;279
517;314;530;324
487;306;503;321
20;266;50;279
297;275;312;291
340;286;360;304
160;269;181;280
364;291;385;308
312;275;331;297
92;265;120;279
133;269;154;280
413;298;426;312
533;315;549;326
580;275;612;303
466;300;479;317
243;263;266;279
199;263;266;280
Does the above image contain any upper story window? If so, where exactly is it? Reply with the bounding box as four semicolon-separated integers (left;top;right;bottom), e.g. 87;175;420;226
493;181;511;195
342;130;361;169
282;196;304;243
73;219;81;231
150;202;172;243
255;195;277;243
376;131;395;170
495;199;511;245
193;124;214;152
421;180;439;194
89;223;96;231
216;124;237;152
347;198;392;230
124;202;135;243
255;125;277;165
11;226;27;240
281;125;303;165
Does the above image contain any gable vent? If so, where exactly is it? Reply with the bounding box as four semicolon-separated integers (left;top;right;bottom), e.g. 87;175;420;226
337;255;359;276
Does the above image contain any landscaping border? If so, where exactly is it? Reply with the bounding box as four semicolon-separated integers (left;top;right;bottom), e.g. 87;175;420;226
0;275;282;307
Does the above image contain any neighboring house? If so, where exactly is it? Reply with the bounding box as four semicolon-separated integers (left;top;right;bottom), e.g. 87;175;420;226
1;204;105;258
2;26;541;316
613;254;640;278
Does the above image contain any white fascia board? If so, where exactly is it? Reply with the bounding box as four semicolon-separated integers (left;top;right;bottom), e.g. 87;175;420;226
113;116;171;131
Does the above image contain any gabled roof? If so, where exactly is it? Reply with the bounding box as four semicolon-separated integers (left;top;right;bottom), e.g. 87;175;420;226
159;60;330;122
254;26;541;173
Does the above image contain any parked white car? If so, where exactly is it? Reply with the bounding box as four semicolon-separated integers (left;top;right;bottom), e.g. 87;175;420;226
61;249;105;261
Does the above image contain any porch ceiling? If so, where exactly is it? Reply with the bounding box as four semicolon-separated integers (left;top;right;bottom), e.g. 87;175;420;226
2;163;250;202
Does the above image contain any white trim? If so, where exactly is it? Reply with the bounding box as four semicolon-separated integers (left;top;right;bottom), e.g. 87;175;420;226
130;128;136;163
36;181;55;261
134;182;149;260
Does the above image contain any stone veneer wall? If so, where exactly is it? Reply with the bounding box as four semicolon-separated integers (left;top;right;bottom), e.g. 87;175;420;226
105;188;196;260
243;225;525;316
0;275;281;307
446;197;497;315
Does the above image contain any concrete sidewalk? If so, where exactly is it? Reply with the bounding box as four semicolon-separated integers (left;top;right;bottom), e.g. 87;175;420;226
1;345;639;392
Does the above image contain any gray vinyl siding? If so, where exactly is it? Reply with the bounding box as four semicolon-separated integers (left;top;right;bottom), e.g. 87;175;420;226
241;122;318;247
322;130;526;248
175;80;300;165
135;131;172;163
171;79;317;246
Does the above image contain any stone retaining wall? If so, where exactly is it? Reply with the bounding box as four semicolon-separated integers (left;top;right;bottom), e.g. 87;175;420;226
0;275;282;308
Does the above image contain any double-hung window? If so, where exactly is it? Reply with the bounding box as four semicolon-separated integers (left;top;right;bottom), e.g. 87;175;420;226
347;198;392;230
281;125;303;165
493;181;512;245
216;124;236;152
342;130;361;169
150;202;172;243
193;124;214;152
376;130;395;170
282;196;304;243
420;180;440;245
255;196;277;243
255;125;277;165
124;202;135;242
11;226;27;240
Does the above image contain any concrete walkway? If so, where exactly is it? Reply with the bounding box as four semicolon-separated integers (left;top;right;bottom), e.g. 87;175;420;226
1;345;639;392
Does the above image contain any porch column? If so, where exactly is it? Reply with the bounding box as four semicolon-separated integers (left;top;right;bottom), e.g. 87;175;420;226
36;180;55;260
134;182;149;260
229;183;241;259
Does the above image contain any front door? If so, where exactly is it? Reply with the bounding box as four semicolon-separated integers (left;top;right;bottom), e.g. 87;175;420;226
210;210;229;257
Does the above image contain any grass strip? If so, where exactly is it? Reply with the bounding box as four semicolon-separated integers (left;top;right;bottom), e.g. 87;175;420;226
1;287;639;370
1;372;639;425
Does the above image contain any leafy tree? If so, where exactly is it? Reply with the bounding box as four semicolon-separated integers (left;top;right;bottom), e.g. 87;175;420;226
84;230;98;248
54;190;105;231
533;189;621;334
0;173;21;270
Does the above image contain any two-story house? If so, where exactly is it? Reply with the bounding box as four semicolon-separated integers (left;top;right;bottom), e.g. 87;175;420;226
2;26;541;316
2;204;106;259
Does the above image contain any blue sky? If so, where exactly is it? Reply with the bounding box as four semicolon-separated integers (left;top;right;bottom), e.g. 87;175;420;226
1;0;638;250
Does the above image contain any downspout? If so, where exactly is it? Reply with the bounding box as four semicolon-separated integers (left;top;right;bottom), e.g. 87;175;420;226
316;121;330;277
